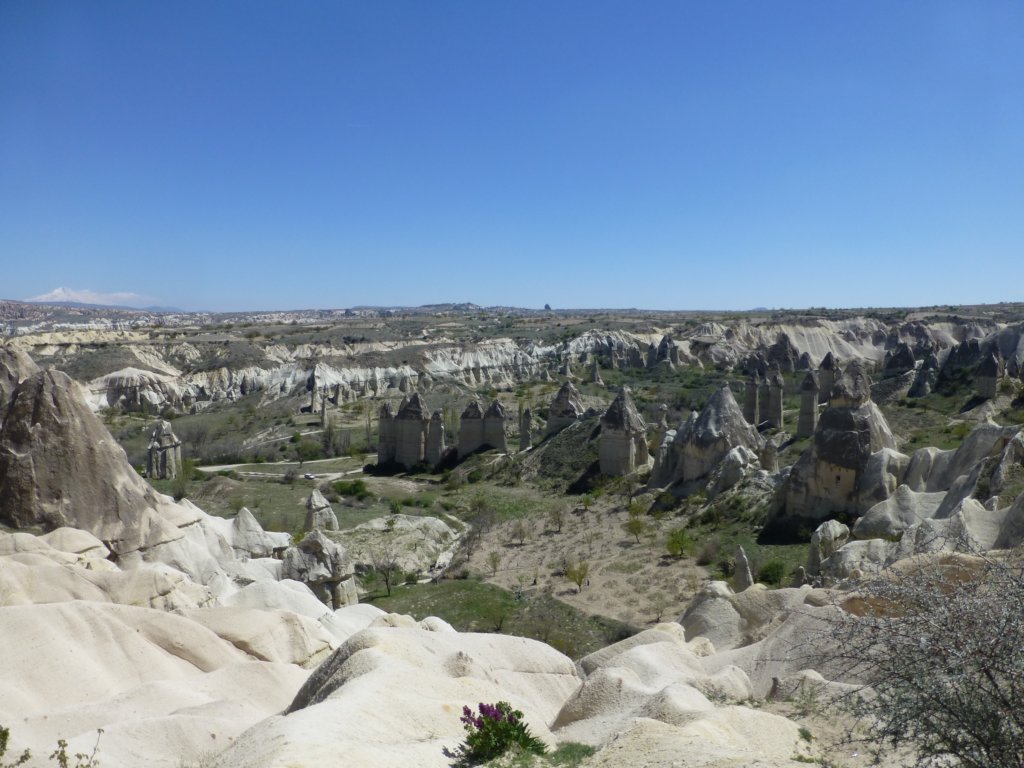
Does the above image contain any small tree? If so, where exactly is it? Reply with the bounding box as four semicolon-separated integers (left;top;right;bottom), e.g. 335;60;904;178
295;439;320;466
623;506;647;543
566;560;589;593
546;507;565;533
665;528;693;558
487;550;502;575
510;518;530;547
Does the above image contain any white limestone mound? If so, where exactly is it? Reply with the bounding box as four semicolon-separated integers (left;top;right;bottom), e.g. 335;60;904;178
905;421;1022;492
178;607;336;667
0;601;309;768
211;623;580;768
851;485;946;540
551;624;810;767
579;714;812;768
681;583;820;653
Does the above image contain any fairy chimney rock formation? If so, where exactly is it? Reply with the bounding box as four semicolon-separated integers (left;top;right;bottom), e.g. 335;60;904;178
519;407;533;451
393;393;429;468
766;371;785;429
883;342;916;376
482;400;508;453
818;352;838;404
977;353;1000;400
783;361;899;524
758;376;771;421
590;359;604;385
909;351;939;398
457;400;485;458
743;374;761;426
426;409;446;466
599;387;649;476
146;420;183;480
0;343;39;418
546;382;585;436
377;401;397;464
0;370;199;554
658;384;764;485
304;489;339;532
797;372;820;438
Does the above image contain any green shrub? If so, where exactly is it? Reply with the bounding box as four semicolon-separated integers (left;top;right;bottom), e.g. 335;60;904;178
665;528;693;558
442;702;545;766
758;558;787;585
333;478;371;500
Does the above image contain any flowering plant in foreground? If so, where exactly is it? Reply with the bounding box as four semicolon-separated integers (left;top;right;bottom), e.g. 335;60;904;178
442;701;546;766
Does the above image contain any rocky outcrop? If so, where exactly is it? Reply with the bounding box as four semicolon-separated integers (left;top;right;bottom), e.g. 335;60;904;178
796;371;819;438
766;371;784;429
908;351;939;397
0;371;198;553
393;394;429;469
281;530;355;608
882;342;915;376
976;352;1000;399
519;407;532;451
599;387;649;476
781;362;900;525
818;352;837;404
482;399;508;452
655;385;764;487
426;409;446;465
742;374;760;426
457;400;484;457
146;419;182;480
457;399;506;455
305;489;339;532
0;342;39;416
546;381;585;436
377;401;396;464
807;519;849;575
765;333;800;372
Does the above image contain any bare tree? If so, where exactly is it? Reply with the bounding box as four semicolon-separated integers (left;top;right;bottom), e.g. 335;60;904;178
510;518;530;547
367;537;403;597
816;549;1024;768
546;507;565;533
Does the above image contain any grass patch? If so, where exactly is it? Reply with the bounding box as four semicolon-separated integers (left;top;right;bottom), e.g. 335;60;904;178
367;579;636;659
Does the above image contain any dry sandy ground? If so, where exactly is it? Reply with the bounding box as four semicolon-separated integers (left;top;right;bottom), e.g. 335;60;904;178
465;497;707;628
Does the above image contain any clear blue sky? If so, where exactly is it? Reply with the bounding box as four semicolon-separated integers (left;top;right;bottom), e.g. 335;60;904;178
1;2;1022;312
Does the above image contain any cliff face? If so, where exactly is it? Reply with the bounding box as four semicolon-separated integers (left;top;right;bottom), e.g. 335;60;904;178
9;313;1008;415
